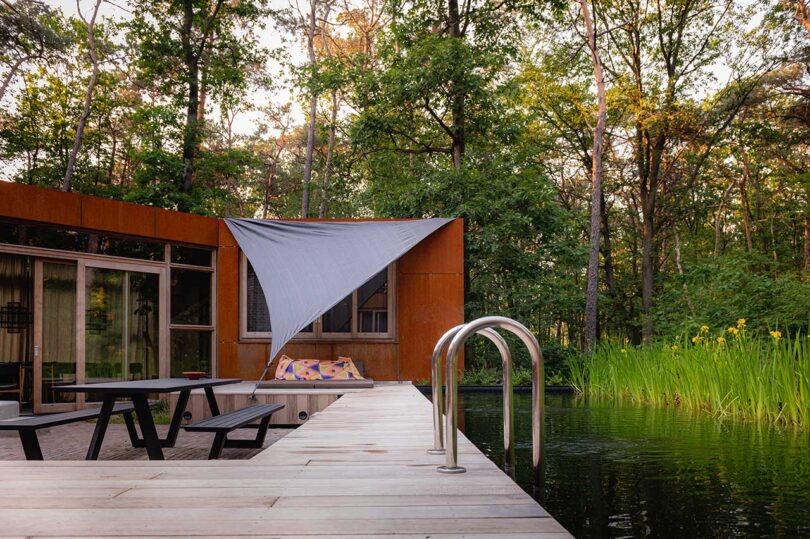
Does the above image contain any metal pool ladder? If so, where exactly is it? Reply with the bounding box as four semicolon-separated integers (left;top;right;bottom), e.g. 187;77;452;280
429;316;544;483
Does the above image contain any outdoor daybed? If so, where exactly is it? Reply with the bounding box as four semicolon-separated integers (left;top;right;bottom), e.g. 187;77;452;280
257;356;374;389
257;379;374;389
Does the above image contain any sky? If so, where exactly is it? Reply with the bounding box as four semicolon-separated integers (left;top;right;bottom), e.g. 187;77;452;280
47;0;307;136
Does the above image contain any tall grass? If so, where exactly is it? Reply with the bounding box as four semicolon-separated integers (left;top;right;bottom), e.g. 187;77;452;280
569;324;810;427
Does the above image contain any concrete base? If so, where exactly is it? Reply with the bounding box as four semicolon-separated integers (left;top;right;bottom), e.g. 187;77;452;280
0;401;20;420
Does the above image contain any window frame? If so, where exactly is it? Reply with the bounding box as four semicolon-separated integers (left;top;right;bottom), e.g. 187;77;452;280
239;253;397;342
167;244;217;376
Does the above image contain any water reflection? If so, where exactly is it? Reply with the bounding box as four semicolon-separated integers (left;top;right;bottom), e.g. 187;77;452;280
458;392;810;538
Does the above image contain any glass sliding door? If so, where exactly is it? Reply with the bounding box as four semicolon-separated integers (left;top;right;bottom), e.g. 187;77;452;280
84;265;160;400
0;253;33;407
13;248;168;412
34;260;77;413
85;268;125;386
127;271;159;380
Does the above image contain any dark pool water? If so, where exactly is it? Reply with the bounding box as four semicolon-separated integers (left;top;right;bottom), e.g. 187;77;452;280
456;392;810;538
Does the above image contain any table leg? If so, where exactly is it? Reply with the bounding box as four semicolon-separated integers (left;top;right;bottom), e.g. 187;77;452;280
123;412;140;446
204;386;220;416
132;395;164;460
208;432;227;460
86;395;115;460
163;390;190;447
19;430;43;460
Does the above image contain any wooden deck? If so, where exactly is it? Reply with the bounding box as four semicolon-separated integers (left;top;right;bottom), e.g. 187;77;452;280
0;383;571;538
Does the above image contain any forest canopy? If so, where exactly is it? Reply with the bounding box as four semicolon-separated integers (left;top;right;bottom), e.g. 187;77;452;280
1;0;809;369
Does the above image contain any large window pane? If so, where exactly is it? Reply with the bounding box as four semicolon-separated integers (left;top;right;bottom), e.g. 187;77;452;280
171;330;211;376
358;269;389;333
0;221;164;261
95;235;164;261
246;261;271;332
0;254;33;364
128;272;159;380
1;222;88;252
322;293;352;333
42;263;77;404
246;261;312;334
85;268;124;386
171;245;212;267
171;269;211;325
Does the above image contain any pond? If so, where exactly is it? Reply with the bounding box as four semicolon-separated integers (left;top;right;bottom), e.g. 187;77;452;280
456;391;810;538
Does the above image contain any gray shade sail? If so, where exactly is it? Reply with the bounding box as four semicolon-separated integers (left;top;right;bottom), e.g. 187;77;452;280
224;218;453;363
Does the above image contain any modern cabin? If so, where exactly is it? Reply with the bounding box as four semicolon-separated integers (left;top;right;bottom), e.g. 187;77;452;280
0;182;464;413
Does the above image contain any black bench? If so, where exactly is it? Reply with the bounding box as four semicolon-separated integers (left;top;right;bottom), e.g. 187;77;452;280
183;403;285;459
0;404;136;460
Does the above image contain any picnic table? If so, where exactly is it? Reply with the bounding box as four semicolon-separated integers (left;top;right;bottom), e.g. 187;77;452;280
59;378;241;460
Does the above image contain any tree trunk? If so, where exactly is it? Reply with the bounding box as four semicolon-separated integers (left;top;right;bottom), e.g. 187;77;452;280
448;0;465;169
805;183;810;271
739;144;754;253
581;0;607;351
301;0;318;218
639;134;665;345
319;89;338;218
673;229;696;317
180;0;200;196
197;43;210;124
794;0;810;35
640;197;655;345
0;55;32;104
600;193;617;297
107;129;117;184
713;178;736;257
63;0;103;192
262;164;275;219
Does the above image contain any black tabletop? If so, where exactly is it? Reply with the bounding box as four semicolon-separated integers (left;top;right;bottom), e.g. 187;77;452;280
58;378;241;395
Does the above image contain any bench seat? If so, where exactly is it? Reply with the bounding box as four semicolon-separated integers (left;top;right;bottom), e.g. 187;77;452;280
257;379;374;389
184;403;284;459
0;403;135;460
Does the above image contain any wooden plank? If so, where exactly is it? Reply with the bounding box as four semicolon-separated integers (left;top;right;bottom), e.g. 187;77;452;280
0;384;570;537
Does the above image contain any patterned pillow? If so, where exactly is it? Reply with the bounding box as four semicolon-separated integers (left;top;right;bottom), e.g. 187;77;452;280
273;355;365;381
274;355;321;380
337;357;364;379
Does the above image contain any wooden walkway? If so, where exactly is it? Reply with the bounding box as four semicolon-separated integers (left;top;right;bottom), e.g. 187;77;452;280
0;383;571;538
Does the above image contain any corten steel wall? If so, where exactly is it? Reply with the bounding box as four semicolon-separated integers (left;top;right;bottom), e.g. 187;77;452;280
216;218;465;381
0;182;464;381
0;182;220;246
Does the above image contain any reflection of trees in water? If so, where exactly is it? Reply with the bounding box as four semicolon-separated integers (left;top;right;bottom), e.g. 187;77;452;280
460;392;810;538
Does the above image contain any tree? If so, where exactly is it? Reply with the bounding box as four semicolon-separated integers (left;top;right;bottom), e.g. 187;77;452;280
63;0;103;192
0;0;70;104
579;0;607;350
129;0;270;207
595;0;773;343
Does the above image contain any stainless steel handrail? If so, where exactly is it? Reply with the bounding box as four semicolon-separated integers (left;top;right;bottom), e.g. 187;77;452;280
437;316;543;483
428;325;513;458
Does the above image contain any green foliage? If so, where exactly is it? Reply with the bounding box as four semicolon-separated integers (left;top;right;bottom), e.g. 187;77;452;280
570;327;810;427
654;253;810;337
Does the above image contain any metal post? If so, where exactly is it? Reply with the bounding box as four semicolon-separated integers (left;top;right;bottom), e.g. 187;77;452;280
428;325;464;455
438;316;543;484
429;326;513;459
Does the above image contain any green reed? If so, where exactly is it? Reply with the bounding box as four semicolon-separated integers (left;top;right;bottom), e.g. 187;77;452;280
569;324;810;427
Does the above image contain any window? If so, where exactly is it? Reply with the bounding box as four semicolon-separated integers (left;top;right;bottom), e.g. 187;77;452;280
0;220;165;261
240;256;395;340
169;245;215;375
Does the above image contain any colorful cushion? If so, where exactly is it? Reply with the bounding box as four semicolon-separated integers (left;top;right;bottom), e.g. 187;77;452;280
274;355;365;381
